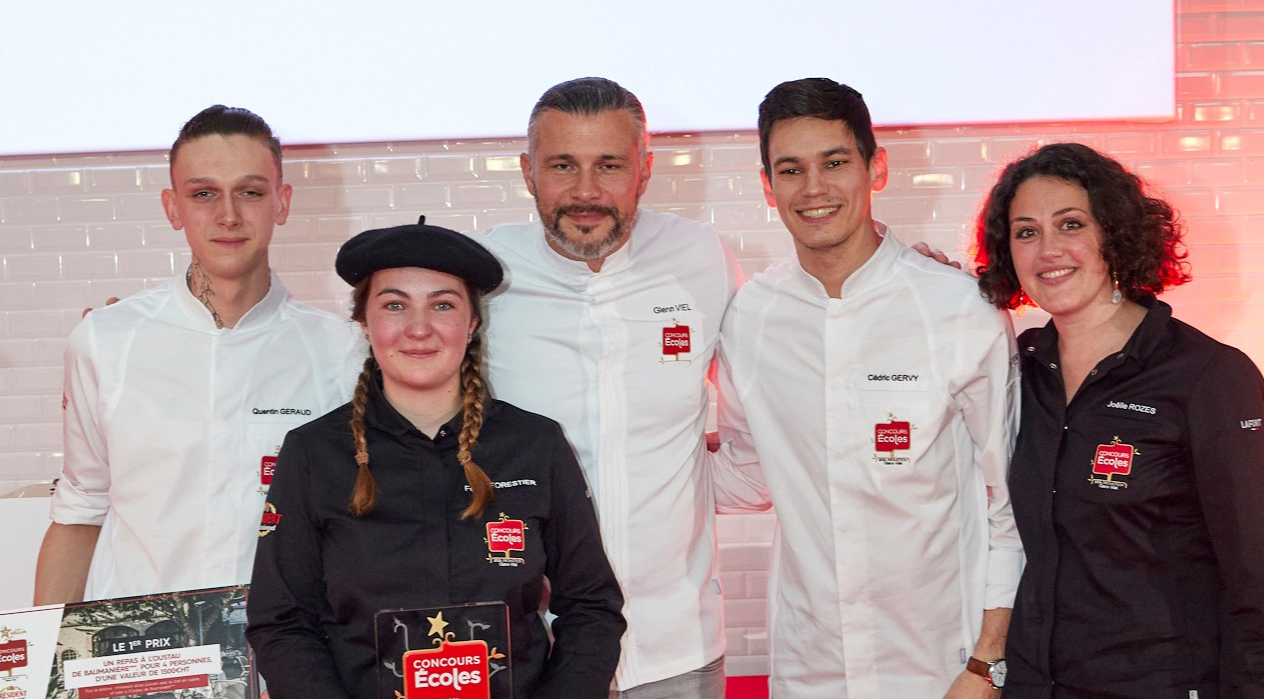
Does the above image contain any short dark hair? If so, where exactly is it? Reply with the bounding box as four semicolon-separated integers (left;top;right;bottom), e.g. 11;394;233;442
758;78;877;175
526;77;647;154
974;142;1191;309
170;105;283;180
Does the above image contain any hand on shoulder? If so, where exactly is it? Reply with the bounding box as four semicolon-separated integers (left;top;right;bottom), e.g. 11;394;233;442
81;297;121;318
911;241;963;270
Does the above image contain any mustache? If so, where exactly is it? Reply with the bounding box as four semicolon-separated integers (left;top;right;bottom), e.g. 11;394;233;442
557;204;618;219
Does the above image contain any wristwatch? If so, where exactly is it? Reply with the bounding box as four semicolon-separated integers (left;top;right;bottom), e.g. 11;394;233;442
966;656;1006;689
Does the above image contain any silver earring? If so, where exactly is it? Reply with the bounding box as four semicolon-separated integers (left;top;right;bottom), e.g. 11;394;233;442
1110;275;1122;305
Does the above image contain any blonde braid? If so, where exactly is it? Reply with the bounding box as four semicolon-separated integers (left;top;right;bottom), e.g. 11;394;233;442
457;331;494;520
348;355;378;516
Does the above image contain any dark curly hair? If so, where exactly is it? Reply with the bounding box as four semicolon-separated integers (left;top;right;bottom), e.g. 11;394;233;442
974;142;1191;310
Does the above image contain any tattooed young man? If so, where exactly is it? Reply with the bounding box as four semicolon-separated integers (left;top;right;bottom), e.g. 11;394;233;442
34;106;362;604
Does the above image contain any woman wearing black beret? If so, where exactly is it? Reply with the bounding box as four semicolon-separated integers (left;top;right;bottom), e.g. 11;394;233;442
247;218;625;699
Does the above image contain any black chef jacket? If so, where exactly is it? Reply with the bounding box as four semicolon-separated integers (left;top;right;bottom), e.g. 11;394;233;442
1004;297;1264;699
247;375;625;699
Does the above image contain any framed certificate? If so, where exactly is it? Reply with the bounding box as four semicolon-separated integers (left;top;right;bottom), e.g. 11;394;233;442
0;586;258;699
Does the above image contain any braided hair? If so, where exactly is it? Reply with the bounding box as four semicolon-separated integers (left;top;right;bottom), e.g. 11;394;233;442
347;354;378;516
455;330;493;519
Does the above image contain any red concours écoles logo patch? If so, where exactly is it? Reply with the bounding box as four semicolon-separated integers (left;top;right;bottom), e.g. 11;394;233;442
661;325;691;357
874;421;911;452
1092;442;1133;477
0;640;27;672
404;640;489;699
260;456;277;485
486;520;525;554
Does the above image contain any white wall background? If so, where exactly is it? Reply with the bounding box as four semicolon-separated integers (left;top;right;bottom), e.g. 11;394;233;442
0;2;1173;154
2;0;1263;675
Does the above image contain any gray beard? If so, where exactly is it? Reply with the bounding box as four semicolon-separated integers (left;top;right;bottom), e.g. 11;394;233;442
542;204;630;260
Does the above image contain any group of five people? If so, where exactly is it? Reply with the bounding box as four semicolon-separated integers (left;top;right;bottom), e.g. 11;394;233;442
32;76;1264;698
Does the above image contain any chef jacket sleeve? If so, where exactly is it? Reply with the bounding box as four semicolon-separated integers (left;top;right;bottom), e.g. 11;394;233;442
1188;347;1264;698
533;422;626;699
708;334;774;514
952;307;1024;610
247;431;354;699
51;320;113;525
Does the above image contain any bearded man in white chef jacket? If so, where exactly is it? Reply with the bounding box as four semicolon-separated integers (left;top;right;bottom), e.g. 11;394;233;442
712;78;1023;699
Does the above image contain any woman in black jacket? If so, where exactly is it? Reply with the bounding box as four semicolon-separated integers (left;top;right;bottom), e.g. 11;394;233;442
248;220;625;699
975;143;1264;698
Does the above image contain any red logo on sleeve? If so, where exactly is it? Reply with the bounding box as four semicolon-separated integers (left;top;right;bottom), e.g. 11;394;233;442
258;502;283;538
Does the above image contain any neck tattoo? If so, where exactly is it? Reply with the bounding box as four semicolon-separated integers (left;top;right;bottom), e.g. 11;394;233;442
186;259;225;329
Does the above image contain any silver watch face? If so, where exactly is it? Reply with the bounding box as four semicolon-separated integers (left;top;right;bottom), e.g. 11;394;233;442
990;659;1007;688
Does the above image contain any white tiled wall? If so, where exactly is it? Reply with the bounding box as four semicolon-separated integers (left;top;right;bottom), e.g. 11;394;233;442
3;0;1264;675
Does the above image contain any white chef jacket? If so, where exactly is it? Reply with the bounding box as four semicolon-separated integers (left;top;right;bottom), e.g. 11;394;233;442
714;226;1022;698
53;271;364;601
476;210;742;689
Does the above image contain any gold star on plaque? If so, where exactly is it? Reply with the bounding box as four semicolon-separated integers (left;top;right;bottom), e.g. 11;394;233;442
427;611;449;638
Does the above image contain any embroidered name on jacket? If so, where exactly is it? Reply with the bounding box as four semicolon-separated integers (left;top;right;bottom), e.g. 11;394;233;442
867;374;920;382
465;479;537;491
1106;400;1156;415
251;407;313;416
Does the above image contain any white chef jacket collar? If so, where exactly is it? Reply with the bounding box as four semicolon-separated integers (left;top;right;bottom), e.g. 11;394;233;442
790;220;897;300
173;268;287;331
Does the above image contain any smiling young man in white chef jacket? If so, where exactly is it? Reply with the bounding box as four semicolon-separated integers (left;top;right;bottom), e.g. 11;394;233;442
712;78;1023;698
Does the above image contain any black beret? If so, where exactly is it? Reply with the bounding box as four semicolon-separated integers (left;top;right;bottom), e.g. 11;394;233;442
335;216;503;293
